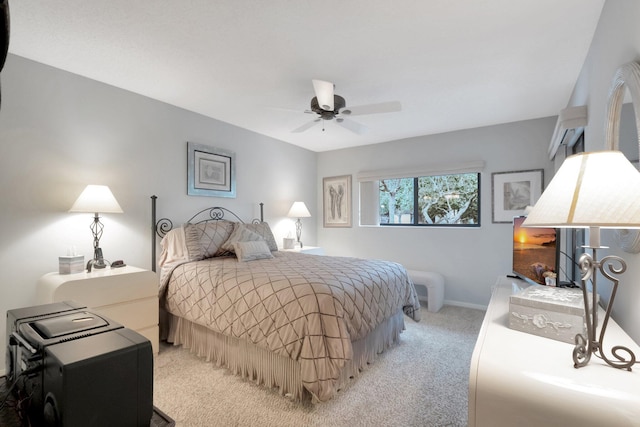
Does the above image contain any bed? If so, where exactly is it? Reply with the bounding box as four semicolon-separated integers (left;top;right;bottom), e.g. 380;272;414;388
152;197;421;403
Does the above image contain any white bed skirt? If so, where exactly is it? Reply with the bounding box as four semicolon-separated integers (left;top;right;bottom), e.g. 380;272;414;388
162;309;406;403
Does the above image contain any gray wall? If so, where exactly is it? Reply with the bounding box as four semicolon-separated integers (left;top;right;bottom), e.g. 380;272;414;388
317;118;556;308
0;55;317;372
564;0;640;344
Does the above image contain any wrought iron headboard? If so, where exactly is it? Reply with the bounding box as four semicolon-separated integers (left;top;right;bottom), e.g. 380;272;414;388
150;195;264;272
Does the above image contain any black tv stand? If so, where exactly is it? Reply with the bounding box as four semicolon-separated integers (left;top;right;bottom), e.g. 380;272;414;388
557;281;579;288
0;379;175;427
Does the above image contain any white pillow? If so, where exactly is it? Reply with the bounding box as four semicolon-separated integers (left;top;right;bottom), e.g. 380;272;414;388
233;240;274;262
159;227;188;268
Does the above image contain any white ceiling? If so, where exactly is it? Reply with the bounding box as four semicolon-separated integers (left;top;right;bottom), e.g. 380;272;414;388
8;1;605;152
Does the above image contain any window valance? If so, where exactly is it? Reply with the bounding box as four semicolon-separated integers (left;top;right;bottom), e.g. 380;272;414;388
357;160;485;182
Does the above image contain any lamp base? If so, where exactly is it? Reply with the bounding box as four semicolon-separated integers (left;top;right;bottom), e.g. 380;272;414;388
87;247;107;272
573;248;637;371
295;218;303;249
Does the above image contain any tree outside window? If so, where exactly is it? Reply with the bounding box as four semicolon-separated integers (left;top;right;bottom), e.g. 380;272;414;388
380;173;480;226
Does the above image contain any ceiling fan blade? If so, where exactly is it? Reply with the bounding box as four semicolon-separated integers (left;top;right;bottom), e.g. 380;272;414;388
269;106;305;114
291;120;320;133
337;118;368;134
312;79;334;111
345;101;402;116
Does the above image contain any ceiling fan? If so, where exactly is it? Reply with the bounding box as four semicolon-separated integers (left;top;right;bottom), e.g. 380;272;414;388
292;79;401;134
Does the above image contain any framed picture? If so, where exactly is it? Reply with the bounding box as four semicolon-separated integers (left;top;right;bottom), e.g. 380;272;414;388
323;175;352;227
491;169;543;223
187;142;236;198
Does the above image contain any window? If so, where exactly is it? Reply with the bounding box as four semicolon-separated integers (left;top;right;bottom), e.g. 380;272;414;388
378;172;480;226
357;160;485;227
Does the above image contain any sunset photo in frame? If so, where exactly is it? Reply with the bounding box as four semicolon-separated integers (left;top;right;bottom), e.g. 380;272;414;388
323;175;352;227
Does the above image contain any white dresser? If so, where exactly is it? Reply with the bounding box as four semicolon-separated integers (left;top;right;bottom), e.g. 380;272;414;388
36;265;159;354
469;276;640;427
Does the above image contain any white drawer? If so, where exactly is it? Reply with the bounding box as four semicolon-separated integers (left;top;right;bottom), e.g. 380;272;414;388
136;325;159;354
93;297;159;331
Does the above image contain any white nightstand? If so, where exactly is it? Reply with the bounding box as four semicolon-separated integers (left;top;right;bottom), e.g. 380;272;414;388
36;265;159;354
282;246;325;255
468;276;640;426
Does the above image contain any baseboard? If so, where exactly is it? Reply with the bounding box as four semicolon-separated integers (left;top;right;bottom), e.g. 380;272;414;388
444;300;487;311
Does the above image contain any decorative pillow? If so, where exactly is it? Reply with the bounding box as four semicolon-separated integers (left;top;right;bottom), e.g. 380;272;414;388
234;240;274;262
184;221;235;260
220;225;265;254
242;222;278;252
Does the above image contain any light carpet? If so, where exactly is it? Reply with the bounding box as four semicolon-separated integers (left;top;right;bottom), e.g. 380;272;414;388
153;305;486;427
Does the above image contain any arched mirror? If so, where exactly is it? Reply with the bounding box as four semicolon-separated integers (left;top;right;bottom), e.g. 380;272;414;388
604;61;640;252
0;0;9;109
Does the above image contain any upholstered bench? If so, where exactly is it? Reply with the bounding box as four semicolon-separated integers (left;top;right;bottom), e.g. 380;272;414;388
406;270;445;313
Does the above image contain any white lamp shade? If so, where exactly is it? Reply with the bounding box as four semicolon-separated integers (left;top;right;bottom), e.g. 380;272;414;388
523;151;640;229
287;201;311;218
69;185;123;214
312;79;334;111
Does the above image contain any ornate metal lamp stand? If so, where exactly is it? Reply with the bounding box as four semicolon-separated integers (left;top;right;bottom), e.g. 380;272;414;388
573;248;637;370
87;213;107;270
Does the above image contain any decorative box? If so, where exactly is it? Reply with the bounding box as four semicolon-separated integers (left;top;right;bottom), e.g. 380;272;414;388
508;284;595;344
59;255;85;274
283;237;295;249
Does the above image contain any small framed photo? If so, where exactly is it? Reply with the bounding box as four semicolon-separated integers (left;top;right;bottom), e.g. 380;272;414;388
491;169;543;223
323;175;352;227
187;142;236;198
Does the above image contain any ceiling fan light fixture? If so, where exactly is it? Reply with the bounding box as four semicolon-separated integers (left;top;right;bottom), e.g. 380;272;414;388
291;79;400;135
312;79;335;111
310;95;346;119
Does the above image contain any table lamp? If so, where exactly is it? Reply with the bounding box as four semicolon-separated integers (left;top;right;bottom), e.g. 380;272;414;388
69;185;123;270
287;201;311;248
522;151;640;370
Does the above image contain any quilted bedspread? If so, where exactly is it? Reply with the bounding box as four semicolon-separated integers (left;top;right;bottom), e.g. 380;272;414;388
160;251;421;402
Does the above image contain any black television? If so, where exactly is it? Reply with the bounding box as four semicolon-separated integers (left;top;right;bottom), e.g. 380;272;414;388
512;215;560;286
6;302;153;427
